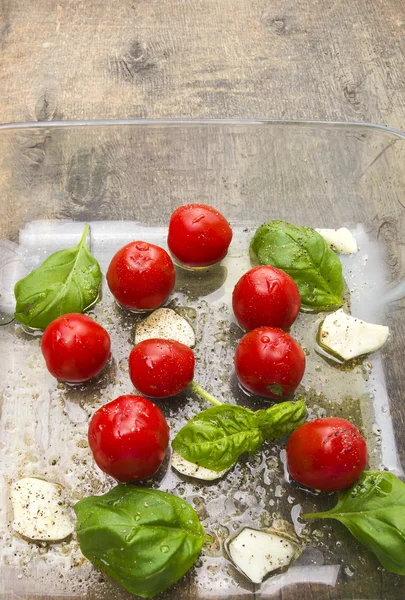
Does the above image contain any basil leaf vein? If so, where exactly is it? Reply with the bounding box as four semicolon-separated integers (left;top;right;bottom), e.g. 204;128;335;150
172;400;306;472
255;398;307;439
303;470;405;575
14;223;101;330
74;485;205;598
249;220;345;310
172;405;262;472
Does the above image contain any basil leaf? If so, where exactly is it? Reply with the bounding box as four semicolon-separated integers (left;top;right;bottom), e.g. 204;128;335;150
302;470;405;575
74;485;205;598
250;220;344;310
255;398;307;439
172;400;306;472
14;224;101;330
172;404;261;472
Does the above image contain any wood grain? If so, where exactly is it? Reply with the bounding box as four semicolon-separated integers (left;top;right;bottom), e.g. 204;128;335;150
0;0;404;127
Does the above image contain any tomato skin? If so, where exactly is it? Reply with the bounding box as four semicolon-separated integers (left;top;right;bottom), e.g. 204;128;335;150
286;417;367;492
41;313;111;383
129;339;195;398
88;395;170;482
106;241;175;310
234;327;305;399
232;266;301;331
167;204;232;267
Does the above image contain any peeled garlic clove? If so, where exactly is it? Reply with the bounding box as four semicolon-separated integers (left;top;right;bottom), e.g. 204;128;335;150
320;309;389;361
135;308;195;347
228;526;298;583
171;451;229;481
11;477;74;542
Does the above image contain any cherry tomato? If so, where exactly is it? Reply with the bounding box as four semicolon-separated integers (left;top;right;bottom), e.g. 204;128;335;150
129;339;195;398
167;203;232;267
286;417;367;491
88;395;170;482
41;313;111;383
234;327;305;400
232;266;301;331
106;241;175;311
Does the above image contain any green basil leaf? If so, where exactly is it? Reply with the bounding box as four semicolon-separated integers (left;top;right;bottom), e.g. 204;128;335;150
249;220;344;310
14;224;101;330
74;485;205;598
172;400;306;472
255;398;307;439
302;470;405;575
172;404;261;472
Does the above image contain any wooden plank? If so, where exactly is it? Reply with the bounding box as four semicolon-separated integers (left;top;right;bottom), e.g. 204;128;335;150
0;0;404;127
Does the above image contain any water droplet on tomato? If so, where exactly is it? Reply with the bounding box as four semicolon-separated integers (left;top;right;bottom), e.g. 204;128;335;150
192;214;205;224
261;336;270;343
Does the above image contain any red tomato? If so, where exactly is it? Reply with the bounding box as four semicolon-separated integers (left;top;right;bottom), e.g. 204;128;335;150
106;241;175;311
41;313;111;383
232;266;301;331
88;395;170;482
286;417;367;491
234;327;305;399
167;203;232;267
129;339;195;398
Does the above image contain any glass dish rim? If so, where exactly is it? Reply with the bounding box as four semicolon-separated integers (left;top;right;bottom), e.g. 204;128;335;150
1;116;404;599
0;118;404;140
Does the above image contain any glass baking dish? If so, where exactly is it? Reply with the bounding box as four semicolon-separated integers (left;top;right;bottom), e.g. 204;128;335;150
0;119;404;600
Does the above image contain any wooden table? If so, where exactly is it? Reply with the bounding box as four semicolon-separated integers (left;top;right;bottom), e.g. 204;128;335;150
1;2;405;600
1;0;405;128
